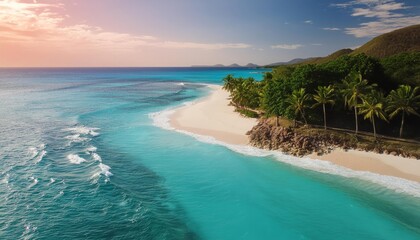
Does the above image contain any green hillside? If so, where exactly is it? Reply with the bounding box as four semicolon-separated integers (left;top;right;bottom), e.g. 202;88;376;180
351;24;420;58
302;48;354;65
274;25;420;86
286;24;420;67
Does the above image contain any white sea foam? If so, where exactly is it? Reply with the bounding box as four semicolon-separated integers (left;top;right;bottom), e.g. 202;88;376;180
34;150;47;163
1;174;9;184
91;153;102;162
90;162;113;184
53;191;64;199
67;154;86;164
150;108;420;198
147;101;194;130
49;178;56;184
148;110;176;130
90;172;101;184
86;146;97;152
64;126;99;144
99;163;113;177
65;126;100;137
28;147;38;159
28;144;47;161
86;149;113;182
65;134;90;143
28;177;38;188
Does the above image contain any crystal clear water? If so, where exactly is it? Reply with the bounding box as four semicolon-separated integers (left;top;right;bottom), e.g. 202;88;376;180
0;67;419;240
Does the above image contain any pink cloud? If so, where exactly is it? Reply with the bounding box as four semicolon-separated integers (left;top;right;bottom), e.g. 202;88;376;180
0;0;250;51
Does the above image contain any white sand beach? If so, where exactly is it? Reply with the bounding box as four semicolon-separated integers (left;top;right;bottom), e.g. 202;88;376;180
169;85;420;183
170;85;257;145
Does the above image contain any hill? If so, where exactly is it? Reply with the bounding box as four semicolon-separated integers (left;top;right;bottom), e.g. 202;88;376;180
351;24;420;58
191;63;260;68
276;24;420;67
244;63;260;68
301;48;354;65
266;58;315;67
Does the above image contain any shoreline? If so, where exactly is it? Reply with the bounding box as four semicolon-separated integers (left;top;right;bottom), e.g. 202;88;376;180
170;84;257;145
168;84;420;183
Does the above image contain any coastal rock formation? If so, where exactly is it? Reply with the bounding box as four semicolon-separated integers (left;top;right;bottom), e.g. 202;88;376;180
247;120;345;156
247;119;420;159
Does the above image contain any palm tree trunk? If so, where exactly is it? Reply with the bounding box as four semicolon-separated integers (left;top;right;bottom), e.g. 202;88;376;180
354;106;358;134
372;116;376;139
399;112;405;138
276;116;279;127
323;104;327;130
301;110;307;125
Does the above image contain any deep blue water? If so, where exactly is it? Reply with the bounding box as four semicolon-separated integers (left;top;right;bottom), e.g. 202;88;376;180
0;67;419;240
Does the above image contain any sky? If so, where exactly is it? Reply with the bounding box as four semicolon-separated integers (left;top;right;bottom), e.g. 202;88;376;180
0;0;419;67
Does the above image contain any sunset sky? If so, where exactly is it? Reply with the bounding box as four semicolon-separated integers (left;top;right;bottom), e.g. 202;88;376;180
0;0;419;67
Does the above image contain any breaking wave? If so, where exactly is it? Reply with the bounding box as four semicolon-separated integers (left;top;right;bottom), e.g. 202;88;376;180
67;154;86;164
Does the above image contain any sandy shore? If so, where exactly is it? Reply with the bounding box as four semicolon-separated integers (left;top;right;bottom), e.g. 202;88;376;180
170;85;257;145
169;85;420;183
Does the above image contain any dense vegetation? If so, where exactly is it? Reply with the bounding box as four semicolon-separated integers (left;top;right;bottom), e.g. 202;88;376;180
223;53;420;140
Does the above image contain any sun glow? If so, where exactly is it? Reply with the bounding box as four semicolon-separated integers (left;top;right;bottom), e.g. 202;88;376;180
0;0;250;67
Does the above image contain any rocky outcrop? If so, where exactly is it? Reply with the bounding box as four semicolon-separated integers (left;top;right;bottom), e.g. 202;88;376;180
247;119;420;159
247;120;345;156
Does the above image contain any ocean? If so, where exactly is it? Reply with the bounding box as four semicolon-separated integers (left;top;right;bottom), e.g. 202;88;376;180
0;67;419;240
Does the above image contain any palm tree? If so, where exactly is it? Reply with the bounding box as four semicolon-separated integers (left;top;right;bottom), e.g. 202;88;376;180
222;74;237;93
312;85;335;130
386;85;420;138
358;90;388;139
287;88;310;125
340;72;375;134
241;78;256;108
231;78;247;108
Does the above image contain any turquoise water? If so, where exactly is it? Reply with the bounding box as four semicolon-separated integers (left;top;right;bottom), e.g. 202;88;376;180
0;68;419;240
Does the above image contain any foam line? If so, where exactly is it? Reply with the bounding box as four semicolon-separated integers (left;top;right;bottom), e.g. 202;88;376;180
149;106;420;198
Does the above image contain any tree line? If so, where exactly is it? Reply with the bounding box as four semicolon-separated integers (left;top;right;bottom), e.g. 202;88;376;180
223;53;420;139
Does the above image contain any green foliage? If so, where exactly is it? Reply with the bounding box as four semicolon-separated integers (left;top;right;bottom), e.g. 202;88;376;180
381;52;420;86
312;85;335;108
322;54;384;84
222;74;238;92
386;85;420;137
387;85;420;118
358;90;388;138
338;71;377;134
312;85;335;129
358;91;388;123
286;88;311;124
339;71;375;110
289;64;324;90
266;54;387;121
237;109;259;118
222;26;420;138
223;75;262;109
261;78;292;118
